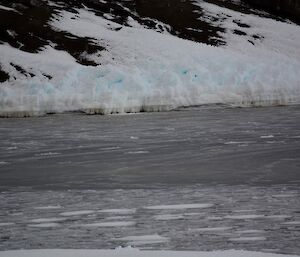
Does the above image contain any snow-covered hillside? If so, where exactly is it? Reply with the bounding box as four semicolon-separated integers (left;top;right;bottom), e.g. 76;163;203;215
0;0;299;117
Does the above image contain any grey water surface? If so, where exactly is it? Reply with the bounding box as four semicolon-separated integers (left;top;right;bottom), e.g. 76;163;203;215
0;105;300;254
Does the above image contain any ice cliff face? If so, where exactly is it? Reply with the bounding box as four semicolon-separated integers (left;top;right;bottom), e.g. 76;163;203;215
0;0;300;117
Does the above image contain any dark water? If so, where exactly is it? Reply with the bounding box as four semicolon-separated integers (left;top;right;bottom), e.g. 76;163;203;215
0;106;300;253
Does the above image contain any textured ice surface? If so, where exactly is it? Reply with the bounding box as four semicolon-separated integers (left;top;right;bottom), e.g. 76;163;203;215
0;106;300;254
1;184;299;253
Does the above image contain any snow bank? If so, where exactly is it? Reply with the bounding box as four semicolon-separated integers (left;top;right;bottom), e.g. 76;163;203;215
0;5;300;117
0;249;298;257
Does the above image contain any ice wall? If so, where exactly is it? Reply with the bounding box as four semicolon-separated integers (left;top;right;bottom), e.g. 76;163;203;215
0;8;300;117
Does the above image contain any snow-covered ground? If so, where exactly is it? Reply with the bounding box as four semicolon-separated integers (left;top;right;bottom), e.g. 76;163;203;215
0;249;299;257
0;1;299;116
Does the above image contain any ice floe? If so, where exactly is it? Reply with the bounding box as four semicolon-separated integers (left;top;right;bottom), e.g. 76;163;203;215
154;214;185;220
145;203;213;210
82;221;135;227
34;206;62;210
98;209;136;215
229;236;266;242
225;214;265;219
0;222;14;227
28;223;60;228
29;218;66;223
189;227;232;233
60;210;95;216
114;234;168;246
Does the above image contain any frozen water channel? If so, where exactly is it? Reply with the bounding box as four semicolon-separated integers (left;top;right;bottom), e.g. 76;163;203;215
0;105;300;254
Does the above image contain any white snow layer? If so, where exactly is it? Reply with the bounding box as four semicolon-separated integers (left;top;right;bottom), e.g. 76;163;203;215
0;5;300;116
0;249;299;257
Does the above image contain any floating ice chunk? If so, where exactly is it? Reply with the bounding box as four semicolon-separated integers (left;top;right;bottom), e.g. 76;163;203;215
272;194;296;198
224;141;250;145
98;209;136;215
35;152;60;156
60;210;95;216
233;210;256;213
266;215;291;219
28;223;59;228
0;223;14;227
183;212;204;216
236;230;265;234
100;147;121;150
34;206;62;210
189;227;232;232
154;214;185;220
145;203;213;210
30;218;66;223
126;151;149;154
105;216;133;220
82;221;135;227
260;135;274;139
225;214;265;219
282;221;300;225
206;216;223;221
229;236;266;242
115;234;168;246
